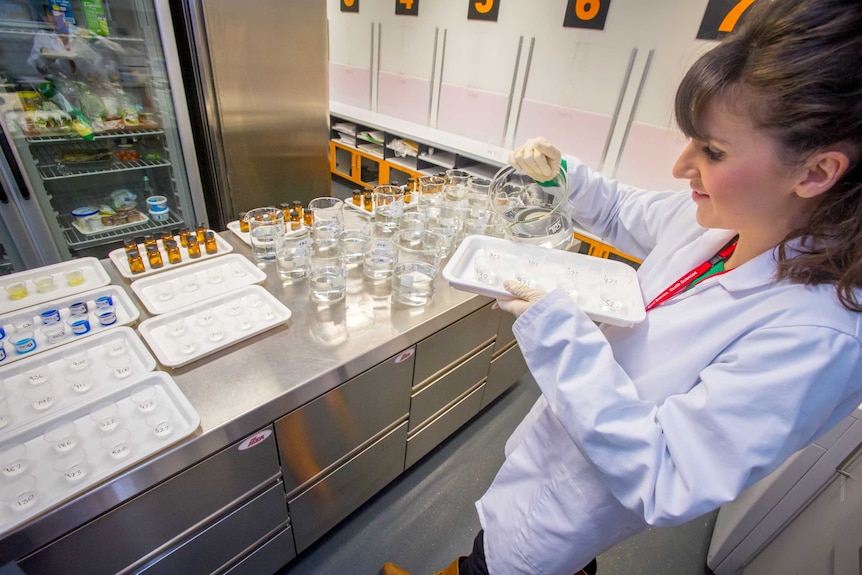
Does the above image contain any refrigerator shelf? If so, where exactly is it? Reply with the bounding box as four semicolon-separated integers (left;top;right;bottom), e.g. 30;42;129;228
38;158;171;181
26;128;165;145
60;213;185;250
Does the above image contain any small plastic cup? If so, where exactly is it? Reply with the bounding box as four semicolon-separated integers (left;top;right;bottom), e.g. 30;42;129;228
67;316;91;336
130;385;157;413
33;276;56;293
107;353;133;379
100;427;132;460
21;361;50;385
0;400;10;429
206;319;225;342
0;474;38;511
0;443;27;478
41;322;66;344
153;282;174;302
224;298;243;317
4;282;28;300
234;314;253;331
165;316;186;337
242;293;263;309
229;261;247;277
473;255;498;285
96;305;117;326
145;408;173;438
11;329;36;354
63;269;85;287
62;347;89;372
177;331;197;355
23;382;54;411
43;420;78;452
180;274;198;292
102;334;127;357
90;401;120;432
53;448;89;483
196;305;215;326
65;366;95;394
206;266;224;285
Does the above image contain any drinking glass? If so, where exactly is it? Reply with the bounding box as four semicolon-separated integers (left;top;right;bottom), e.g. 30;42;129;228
246;207;285;262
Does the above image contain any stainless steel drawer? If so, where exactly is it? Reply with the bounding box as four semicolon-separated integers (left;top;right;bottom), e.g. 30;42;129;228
288;421;408;553
413;304;497;386
405;384;485;469
493;307;516;354
20;427;281;575
409;342;493;432
223;526;296;575
276;349;414;495
137;483;290;575
482;342;528;409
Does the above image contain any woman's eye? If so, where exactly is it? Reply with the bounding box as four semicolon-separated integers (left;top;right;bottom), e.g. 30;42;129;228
701;145;724;161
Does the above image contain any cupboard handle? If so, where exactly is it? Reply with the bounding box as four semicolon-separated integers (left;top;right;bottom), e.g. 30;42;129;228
836;440;862;479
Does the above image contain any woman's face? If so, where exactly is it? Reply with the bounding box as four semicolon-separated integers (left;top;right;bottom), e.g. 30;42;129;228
672;97;809;241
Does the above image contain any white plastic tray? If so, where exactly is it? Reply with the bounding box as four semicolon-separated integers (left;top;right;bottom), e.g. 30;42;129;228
344;200;375;216
443;235;646;327
226;220;310;246
0;286;141;366
71;211;150;236
137;285;292;368
130;254;266;315
0;258;111;315
0;328;156;435
108;231;234;279
0;371;199;536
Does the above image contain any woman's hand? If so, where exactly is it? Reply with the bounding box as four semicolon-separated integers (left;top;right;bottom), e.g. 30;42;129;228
508;137;562;182
497;280;547;318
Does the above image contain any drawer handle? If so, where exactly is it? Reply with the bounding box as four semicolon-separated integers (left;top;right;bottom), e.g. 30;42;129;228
836;440;862;479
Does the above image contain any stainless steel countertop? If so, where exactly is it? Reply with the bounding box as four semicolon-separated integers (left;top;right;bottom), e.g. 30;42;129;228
0;230;490;564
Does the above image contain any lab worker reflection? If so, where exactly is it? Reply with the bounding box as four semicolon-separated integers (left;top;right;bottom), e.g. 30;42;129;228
383;1;862;574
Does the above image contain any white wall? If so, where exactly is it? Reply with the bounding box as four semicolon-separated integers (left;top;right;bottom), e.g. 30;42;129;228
327;0;722;189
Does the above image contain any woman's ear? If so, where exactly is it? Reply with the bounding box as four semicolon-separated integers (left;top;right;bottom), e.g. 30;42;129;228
795;150;851;199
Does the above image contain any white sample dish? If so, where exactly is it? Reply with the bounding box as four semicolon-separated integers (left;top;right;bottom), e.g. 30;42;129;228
108;231;234;279
137;285;292;368
0;371;199;537
130;254;266;315
0;258;111;315
442;235;646;327
0;286;141;367
0;328;156;435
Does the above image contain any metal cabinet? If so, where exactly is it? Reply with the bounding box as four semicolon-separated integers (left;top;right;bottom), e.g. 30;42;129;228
19;427;287;575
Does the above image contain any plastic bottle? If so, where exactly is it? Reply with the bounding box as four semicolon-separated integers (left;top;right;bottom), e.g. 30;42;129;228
143;175;154;197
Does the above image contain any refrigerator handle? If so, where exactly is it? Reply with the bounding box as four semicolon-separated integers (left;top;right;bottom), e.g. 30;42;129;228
0;124;30;200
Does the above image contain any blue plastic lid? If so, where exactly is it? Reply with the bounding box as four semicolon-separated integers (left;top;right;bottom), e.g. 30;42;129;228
72;207;99;217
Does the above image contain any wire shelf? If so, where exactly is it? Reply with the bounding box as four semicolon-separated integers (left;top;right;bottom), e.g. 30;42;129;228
26;128;165;144
30;140;171;180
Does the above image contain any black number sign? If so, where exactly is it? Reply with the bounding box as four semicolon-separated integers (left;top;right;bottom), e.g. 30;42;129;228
341;0;359;13
563;0;611;31
395;0;419;16
468;0;500;21
697;0;758;40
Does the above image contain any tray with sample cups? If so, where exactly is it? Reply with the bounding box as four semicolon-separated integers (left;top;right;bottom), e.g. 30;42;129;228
442;235;646;328
0;328;156;436
130;254;266;315
137;285;292;368
0;370;199;536
0;258;111;316
0;286;141;367
108;230;234;279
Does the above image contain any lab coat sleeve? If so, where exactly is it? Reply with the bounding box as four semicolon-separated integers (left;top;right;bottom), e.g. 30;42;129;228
513;290;862;526
563;156;694;261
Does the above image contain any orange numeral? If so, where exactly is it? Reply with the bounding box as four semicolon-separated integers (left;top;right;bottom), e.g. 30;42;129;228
474;0;494;14
575;0;600;21
719;0;756;32
344;0;355;6
399;0;414;11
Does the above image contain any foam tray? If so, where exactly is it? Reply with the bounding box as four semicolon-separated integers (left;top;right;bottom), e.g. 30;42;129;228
0;371;199;536
108;231;234;279
130;254;266;315
0;258;111;315
137;285;292;368
0;328;156;435
0;286;141;366
442;235;646;327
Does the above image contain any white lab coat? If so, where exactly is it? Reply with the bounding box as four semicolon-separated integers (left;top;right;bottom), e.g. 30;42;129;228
476;157;862;575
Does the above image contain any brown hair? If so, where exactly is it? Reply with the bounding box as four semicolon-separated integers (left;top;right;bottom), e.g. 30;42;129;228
675;0;862;311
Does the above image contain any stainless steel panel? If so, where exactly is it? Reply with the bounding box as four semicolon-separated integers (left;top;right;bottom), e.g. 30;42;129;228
288;422;408;553
276;351;414;495
493;307;516;355
406;385;485;469
223;526;296;575
409;343;493;432
482;343;528;409
196;0;331;218
138;483;289;575
20;427;280;575
414;304;497;386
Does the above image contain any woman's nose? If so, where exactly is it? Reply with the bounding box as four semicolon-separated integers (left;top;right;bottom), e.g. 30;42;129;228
672;140;697;180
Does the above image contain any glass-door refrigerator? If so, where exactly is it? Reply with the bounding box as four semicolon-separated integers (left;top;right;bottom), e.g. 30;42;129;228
0;0;206;271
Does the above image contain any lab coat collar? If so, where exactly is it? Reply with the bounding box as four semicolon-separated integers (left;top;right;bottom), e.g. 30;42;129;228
680;229;782;293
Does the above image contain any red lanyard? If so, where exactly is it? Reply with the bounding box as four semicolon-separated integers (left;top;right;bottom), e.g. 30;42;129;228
645;236;739;312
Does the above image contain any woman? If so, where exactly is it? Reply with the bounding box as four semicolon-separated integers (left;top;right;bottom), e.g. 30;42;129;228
384;0;862;574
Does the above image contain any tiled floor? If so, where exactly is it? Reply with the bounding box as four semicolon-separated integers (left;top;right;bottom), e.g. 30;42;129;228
277;373;717;575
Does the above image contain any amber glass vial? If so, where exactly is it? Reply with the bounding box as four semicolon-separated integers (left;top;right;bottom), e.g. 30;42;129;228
352;190;362;206
145;244;163;268
292;200;303;220
363;189;373;211
127;248;146;274
165;239;182;264
238;212;249;233
187;238;202;258
195;223;207;244
178;227;190;247
204;231;218;254
143;235;157;250
303;208;314;227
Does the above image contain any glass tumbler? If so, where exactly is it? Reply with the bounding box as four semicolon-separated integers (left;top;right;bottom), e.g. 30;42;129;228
246;207;285;262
